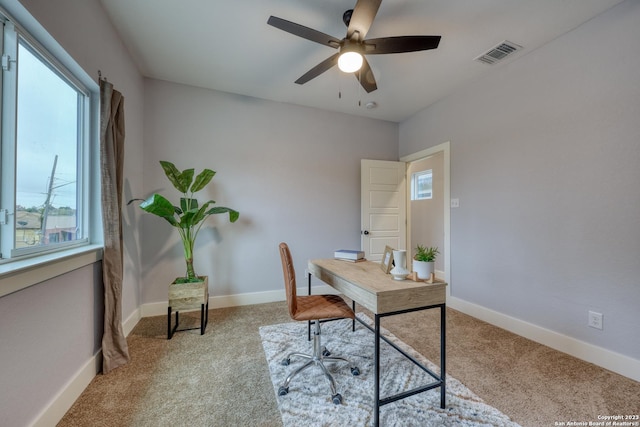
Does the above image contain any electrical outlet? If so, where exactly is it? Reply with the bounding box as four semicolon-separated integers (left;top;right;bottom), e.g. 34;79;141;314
588;311;603;330
450;198;460;208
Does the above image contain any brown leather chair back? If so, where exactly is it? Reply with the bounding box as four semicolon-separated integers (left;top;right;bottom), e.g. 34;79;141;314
279;242;298;318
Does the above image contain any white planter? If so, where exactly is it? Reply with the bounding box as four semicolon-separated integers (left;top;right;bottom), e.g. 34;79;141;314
412;260;434;280
390;250;410;280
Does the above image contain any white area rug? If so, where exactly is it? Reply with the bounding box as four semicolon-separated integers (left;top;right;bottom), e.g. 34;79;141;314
259;313;521;427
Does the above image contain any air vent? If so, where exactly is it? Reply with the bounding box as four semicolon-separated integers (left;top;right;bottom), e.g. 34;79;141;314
475;40;522;65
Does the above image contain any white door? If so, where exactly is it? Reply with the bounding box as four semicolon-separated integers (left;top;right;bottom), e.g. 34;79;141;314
361;159;406;261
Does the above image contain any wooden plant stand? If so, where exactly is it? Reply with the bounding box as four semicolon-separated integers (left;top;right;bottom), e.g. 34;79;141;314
167;276;209;339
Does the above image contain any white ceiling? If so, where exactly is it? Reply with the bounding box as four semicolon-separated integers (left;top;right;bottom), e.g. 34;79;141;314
99;0;624;123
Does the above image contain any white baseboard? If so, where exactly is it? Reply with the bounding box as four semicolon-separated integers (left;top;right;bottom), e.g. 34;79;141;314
123;307;142;336
30;350;102;427
448;296;640;382
30;308;145;427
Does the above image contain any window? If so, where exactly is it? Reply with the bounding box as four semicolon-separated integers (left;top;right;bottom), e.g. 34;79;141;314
1;17;92;261
411;170;433;201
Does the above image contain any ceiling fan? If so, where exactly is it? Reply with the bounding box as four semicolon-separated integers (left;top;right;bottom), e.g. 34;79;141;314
267;0;441;93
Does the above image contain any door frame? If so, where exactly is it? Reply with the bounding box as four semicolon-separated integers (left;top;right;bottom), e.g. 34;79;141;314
401;141;451;296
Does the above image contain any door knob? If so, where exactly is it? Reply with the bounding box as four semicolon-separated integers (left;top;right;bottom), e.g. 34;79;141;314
363;230;370;235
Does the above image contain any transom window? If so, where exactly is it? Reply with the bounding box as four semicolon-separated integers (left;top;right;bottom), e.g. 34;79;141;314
411;170;433;201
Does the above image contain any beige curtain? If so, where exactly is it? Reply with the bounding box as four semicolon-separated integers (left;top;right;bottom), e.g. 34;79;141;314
100;79;130;373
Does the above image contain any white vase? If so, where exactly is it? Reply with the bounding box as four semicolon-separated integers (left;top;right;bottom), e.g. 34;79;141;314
413;260;434;279
390;250;410;280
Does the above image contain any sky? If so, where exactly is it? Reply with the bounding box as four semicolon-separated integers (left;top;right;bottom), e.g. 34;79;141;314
16;41;78;210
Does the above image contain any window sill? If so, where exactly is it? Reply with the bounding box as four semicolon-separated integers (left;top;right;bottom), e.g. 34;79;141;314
0;244;103;298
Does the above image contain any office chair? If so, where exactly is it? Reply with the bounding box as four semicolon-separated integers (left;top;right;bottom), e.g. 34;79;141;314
278;242;360;405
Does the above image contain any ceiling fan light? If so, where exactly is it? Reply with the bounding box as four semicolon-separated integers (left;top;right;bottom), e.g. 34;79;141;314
338;51;363;73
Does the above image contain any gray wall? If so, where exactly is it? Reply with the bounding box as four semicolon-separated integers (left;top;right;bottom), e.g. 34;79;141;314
399;0;640;360
140;79;398;303
0;1;144;426
409;152;445;272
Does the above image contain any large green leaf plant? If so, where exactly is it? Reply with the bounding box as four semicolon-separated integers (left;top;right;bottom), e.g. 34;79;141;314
132;161;239;283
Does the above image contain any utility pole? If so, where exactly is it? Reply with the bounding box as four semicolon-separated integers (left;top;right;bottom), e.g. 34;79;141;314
40;155;58;244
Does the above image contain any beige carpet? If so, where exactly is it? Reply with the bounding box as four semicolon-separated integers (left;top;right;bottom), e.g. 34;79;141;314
59;301;640;427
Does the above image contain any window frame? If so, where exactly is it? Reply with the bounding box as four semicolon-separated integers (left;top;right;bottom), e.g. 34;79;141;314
0;4;102;296
411;169;433;201
8;35;91;259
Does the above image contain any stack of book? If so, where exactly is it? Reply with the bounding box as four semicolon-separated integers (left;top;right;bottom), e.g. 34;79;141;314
334;249;365;263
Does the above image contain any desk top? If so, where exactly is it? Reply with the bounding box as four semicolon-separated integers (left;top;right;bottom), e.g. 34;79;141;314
308;259;446;314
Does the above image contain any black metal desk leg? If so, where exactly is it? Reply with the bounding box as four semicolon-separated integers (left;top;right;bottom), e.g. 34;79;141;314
441;304;446;408
374;314;381;427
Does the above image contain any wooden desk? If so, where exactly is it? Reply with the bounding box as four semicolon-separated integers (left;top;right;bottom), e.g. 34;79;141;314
308;259;447;427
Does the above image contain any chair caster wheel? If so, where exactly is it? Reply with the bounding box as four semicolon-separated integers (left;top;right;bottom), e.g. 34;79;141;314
351;366;360;376
281;358;290;366
278;386;289;396
332;393;343;405
322;348;331;357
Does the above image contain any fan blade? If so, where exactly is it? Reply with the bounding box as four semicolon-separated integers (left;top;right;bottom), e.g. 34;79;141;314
363;35;441;54
295;53;340;85
347;0;382;41
268;16;341;48
356;57;377;93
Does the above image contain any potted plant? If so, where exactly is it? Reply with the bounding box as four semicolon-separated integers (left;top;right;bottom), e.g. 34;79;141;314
413;245;439;279
132;161;240;337
130;161;240;283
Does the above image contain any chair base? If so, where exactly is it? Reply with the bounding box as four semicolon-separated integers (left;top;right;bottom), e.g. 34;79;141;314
278;320;359;405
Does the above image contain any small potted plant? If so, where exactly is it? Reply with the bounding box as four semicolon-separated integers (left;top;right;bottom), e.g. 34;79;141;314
413;245;439;279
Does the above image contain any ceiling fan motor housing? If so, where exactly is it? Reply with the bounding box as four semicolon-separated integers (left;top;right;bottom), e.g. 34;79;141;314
343;9;353;27
341;38;363;54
